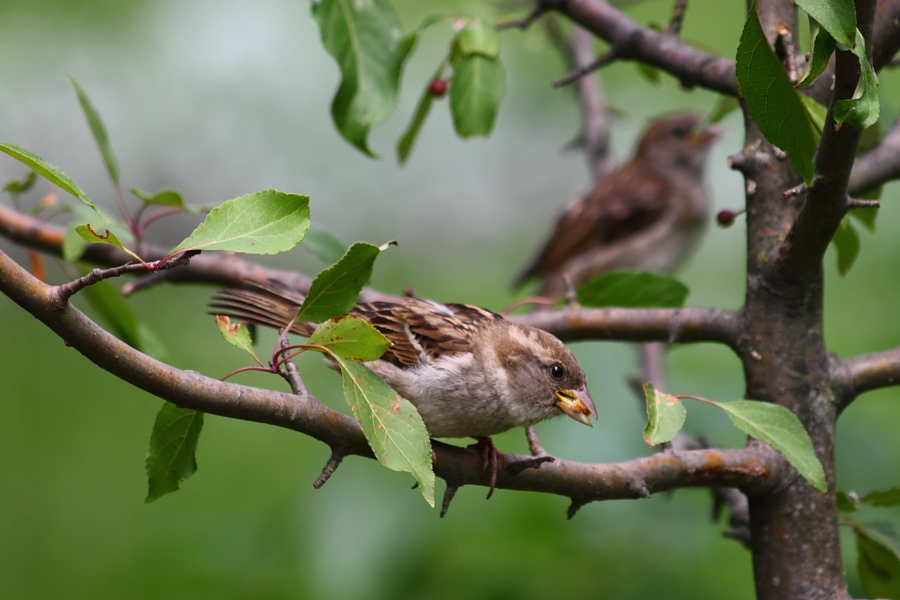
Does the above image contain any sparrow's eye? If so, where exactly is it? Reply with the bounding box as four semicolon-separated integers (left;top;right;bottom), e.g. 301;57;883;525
549;364;566;380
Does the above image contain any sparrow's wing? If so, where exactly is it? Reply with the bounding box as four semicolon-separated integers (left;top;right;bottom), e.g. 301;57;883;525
356;299;502;367
209;279;316;336
514;160;671;284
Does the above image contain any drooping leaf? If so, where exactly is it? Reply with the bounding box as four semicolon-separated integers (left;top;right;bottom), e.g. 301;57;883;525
334;356;435;506
306;316;390;361
855;521;900;599
301;225;348;264
449;54;506;138
836;490;860;512
736;6;818;184
831;216;860;276
297;241;392;323
714;400;827;492
0;142;98;211
69;76;119;185
145;402;204;503
798;20;837;87
312;0;415;156
215;316;262;365
642;383;687;446
833;28;880;131
171;190;310;255
2;170;38;195
861;487;900;507
577;271;690;308
74;223;142;263
794;0;856;47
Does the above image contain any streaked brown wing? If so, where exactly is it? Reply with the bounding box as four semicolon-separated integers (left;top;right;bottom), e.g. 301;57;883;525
354;299;502;367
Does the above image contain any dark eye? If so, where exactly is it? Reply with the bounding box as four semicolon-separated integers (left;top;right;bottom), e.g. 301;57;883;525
549;364;566;380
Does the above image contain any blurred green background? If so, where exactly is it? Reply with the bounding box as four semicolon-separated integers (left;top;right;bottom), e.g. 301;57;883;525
1;1;898;598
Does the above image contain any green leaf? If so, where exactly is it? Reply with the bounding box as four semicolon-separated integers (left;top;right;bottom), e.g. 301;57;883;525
714;400;827;492
798;20;837;87
68;76;119;185
334;356;435;506
449;54;506;138
62;223;89;261
799;94;828;135
454;19;500;58
831;216;860;276
642;383;687;446
297;241;391;323
794;0;856;48
131;187;186;209
74;223;142;263
301;225;347;264
0;142;98;211
306;316;390;361
171;190;310;255
145;402;204;503
834;28;880;131
709;96;740;123
577;271;690;308
836;490;860;512
736;7;818;184
3;170;38;195
861;487;900;507
215;315;262;365
635;61;662;85
312;0;415;156
855;521;900;599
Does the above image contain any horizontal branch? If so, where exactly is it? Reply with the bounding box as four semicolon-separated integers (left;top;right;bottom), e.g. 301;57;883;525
0;203;395;303
508;306;743;349
834;347;900;409
542;0;739;96
0;247;777;505
848;116;900;197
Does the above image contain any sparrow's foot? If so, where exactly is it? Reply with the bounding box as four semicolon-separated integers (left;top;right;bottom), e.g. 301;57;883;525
525;425;548;457
471;436;508;499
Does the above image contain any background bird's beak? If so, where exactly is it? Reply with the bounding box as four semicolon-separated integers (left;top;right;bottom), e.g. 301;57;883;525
555;387;597;427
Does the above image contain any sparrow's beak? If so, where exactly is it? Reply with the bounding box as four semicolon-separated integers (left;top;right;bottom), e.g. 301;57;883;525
555;387;597;427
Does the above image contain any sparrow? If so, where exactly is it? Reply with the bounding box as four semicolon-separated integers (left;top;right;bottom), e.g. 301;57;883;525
513;113;720;297
209;280;596;484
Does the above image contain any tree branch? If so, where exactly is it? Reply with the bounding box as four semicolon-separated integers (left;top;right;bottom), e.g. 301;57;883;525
872;0;900;71
509;306;743;349
0;247;779;505
0;203;396;304
848;116;900;197
540;0;739;96
835;347;900;407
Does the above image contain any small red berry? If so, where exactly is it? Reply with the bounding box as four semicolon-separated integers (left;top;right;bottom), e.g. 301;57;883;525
428;79;448;97
716;210;736;227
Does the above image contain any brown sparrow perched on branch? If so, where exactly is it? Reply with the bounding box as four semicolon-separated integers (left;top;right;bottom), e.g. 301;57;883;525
513;113;720;297
210;279;596;441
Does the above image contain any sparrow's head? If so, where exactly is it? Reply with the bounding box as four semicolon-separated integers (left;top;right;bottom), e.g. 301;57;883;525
491;324;597;428
636;113;721;176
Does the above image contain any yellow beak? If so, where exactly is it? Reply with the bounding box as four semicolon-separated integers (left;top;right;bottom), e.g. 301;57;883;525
555;387;597;427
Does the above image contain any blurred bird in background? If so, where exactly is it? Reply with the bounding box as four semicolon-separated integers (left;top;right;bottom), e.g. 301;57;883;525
513;113;720;299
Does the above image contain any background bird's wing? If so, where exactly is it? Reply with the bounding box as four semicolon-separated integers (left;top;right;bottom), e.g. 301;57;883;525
514;161;671;284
